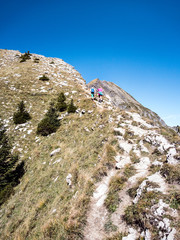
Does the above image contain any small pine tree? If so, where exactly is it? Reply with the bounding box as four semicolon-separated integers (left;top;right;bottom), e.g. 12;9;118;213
39;74;49;81
36;105;60;136
67;99;77;113
19;51;31;62
56;92;67;112
0;120;25;205
13;101;31;124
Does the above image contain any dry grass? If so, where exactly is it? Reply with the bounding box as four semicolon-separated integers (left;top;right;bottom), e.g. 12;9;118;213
104;175;126;213
1;50;179;240
0;59;115;239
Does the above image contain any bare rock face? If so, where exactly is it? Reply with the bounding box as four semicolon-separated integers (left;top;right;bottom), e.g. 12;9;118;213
88;78;140;107
88;78;166;127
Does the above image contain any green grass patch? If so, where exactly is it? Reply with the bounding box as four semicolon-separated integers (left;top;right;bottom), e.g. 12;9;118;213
160;163;180;184
105;176;126;213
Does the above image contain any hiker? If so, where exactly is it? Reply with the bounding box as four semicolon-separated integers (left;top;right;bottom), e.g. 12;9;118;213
97;87;103;102
177;125;180;133
91;87;95;100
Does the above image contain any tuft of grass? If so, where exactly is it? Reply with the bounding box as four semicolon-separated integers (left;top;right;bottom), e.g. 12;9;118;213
131;121;139;126
36;199;47;210
42;219;65;239
92;165;108;182
104;176;126;213
93;143;117;181
113;130;122;136
129;150;140;164
127;178;146;199
104;218;118;233
165;191;180;210
160;163;180;184
104;232;126;240
159;127;180;143
70;166;79;185
110;138;118;146
123;164;136;178
123;130;134;141
152;148;163;156
150;164;161;174
124;191;162;230
104;144;116;168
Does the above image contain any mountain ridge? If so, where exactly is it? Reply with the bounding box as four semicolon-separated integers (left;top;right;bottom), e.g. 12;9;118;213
88;78;166;127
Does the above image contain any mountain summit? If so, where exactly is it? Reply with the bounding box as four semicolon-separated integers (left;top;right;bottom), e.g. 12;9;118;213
88;78;166;127
0;50;179;240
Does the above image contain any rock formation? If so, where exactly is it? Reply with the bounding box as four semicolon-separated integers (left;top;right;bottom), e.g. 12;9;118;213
88;78;166;127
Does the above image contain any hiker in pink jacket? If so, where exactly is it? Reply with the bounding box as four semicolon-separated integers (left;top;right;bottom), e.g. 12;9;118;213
97;88;103;102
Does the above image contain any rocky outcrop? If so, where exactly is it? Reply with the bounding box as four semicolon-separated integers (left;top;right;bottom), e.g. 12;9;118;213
88;78;166;127
172;125;180;135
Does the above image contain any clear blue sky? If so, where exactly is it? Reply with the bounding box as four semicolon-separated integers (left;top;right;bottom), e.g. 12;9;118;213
1;0;180;126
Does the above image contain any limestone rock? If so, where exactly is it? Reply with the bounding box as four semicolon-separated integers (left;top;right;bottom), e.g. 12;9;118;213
50;148;61;157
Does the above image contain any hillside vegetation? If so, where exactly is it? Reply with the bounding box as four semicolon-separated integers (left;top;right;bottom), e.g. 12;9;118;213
0;50;179;240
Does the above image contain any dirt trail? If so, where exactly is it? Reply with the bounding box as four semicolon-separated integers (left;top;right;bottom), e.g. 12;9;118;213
84;111;179;240
84;135;150;239
84;170;116;240
111;156;151;232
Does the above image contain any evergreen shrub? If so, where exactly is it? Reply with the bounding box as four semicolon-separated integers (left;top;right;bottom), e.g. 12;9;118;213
39;74;49;81
20;51;31;62
0;120;25;205
13;101;31;124
67;99;77;113
56;92;67;112
37;105;60;136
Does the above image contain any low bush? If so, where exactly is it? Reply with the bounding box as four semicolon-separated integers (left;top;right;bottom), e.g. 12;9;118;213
20;51;31;62
160;163;180;184
124;191;162;230
56;92;67;112
37;105;60;136
39;74;49;81
13;101;31;124
0;120;25;205
67;99;77;113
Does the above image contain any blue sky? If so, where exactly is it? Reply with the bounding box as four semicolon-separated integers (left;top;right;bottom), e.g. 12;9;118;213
1;0;180;126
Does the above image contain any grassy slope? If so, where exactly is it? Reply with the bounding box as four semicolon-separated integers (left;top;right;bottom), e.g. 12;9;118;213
0;50;118;239
0;50;179;240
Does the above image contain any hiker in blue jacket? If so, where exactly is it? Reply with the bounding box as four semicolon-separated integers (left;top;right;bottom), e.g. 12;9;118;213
91;87;95;100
